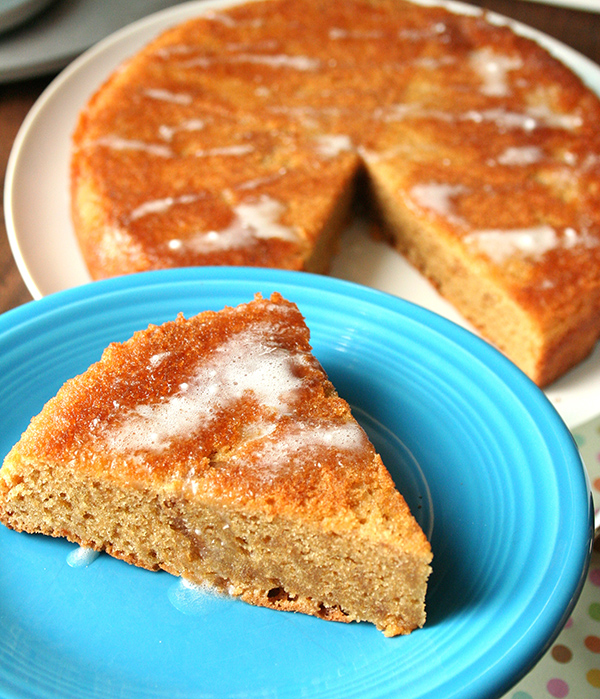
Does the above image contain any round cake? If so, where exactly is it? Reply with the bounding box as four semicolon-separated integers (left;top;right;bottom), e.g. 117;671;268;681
71;0;600;386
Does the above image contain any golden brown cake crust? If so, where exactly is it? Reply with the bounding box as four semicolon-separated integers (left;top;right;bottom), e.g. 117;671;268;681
0;293;432;636
70;0;600;387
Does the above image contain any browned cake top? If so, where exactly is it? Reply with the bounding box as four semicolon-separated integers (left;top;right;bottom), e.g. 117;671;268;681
72;0;600;316
11;293;421;543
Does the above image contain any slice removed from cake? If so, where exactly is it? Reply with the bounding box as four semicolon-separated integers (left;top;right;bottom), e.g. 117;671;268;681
0;292;432;636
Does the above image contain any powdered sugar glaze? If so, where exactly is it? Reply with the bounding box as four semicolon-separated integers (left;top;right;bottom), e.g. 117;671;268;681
101;300;370;490
105;320;313;452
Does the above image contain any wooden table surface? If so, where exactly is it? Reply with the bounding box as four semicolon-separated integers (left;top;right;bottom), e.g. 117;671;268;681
1;0;600;316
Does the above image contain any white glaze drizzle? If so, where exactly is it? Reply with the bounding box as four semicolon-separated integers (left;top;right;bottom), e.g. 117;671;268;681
229;420;367;482
172;196;297;253
464;225;599;264
129;194;203;222
168;577;226;615
202;10;238;27
158;118;206;142
149;352;171;368
412;55;457;70
154;44;196;59
379;100;582;133
476;105;581;131
67;546;100;568
231;53;321;71
314;134;353;158
328;27;384;40
464;108;538;131
194;144;255;157
469;48;523;97
226;39;279;52
104;320;314;453
184;52;321;71
235;168;288;191
93;135;173;158
398;22;447;41
371;99;583;137
495;145;543;166
408;183;468;223
233;197;296;241
144;88;193;105
375;103;448;122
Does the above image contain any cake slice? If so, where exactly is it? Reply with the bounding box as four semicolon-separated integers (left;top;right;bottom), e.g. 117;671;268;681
0;292;432;636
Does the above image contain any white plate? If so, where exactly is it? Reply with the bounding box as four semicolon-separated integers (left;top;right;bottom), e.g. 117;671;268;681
0;0;188;83
5;0;600;429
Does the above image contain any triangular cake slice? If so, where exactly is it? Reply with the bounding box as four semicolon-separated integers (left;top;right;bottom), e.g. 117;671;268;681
0;292;432;636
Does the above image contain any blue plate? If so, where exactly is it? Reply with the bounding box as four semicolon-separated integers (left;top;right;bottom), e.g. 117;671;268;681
0;268;593;699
